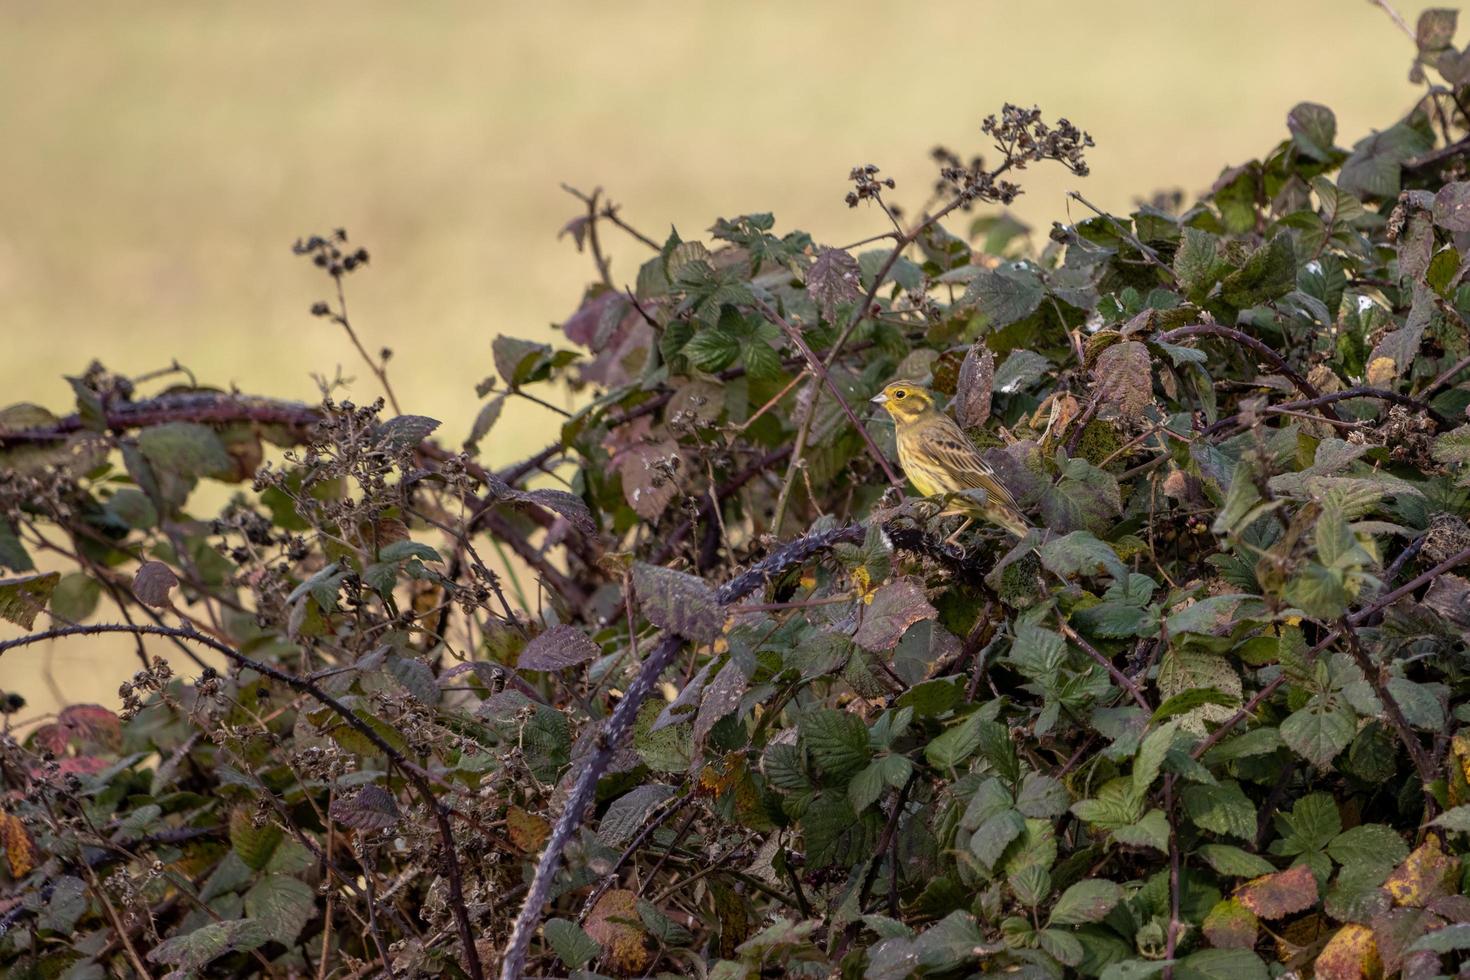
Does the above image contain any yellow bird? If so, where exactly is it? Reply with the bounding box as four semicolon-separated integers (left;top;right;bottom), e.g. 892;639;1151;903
871;381;1031;540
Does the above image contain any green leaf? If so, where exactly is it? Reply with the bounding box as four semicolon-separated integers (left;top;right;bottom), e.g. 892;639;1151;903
493;335;555;387
1219;233;1295;309
544;918;601;970
1181;781;1256;840
1049;879;1124;926
1132;721;1178;794
800;709;871;782
1433;804;1470;833
1040;458;1121;535
50;572;101;623
137;422;235;480
1040;531;1124;578
1113;809;1170;853
0;519;35;572
147;919;270;971
0;572;59;629
682;326;741;372
1273;793;1342;856
599;784;676;847
1327;823;1407;871
244;875;314;945
803;791;875;868
993;349;1052;395
1337;120;1433;200
896;678;962;718
1174;227;1224;301
1288;102;1336;161
925;712;985;770
1408;922;1470;953
1280;696;1356;768
962;264;1044;328
969;806;1025;871
1016;772;1070;819
385;654;439;705
1174;948;1268;980
1151;688;1237;724
36;875;87;933
231;808;284;870
377;539;443;564
1195;844;1277;878
848;759;888;813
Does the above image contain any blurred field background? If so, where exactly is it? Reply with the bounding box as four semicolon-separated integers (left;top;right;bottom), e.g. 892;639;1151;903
0;0;1448;715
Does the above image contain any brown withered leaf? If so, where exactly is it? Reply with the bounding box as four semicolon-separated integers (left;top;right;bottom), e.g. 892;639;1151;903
133;560;179;609
1236;863;1318;919
807;247;863;321
853;578;937;652
1093;340;1152;420
616;439;681;522
954;342;995;429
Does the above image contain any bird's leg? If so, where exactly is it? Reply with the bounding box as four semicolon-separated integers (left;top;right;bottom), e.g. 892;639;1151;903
942;516;973;546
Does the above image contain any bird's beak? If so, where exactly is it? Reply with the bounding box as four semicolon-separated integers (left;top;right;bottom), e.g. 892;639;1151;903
871;393;888;405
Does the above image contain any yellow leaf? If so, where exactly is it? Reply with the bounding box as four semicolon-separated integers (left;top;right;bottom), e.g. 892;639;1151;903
1314;923;1382;980
1365;356;1397;387
506;806;550;854
0;811;36;878
1384;837;1460;907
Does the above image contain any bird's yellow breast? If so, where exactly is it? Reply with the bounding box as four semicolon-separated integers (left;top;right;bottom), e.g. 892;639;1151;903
895;425;951;498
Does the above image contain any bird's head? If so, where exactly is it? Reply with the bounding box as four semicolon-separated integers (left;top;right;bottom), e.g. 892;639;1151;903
871;382;935;424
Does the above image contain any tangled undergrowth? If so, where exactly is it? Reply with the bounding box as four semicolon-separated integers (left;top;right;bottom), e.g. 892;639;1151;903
11;8;1470;979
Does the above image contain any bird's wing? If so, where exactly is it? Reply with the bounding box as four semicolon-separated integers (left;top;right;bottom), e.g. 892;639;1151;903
923;417;1024;512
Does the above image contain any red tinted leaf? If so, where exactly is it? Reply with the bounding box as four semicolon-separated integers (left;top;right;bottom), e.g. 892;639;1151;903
519;624;600;671
633;563;723;643
807;247;862;321
853;578;937;652
1235;863;1318;919
329;785;401;831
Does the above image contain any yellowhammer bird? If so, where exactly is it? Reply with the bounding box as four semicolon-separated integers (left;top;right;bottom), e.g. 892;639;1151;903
871;381;1031;540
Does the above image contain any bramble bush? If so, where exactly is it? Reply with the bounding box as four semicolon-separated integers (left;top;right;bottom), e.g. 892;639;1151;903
15;9;1470;980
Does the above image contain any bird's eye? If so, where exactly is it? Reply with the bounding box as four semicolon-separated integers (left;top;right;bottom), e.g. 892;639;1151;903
894;389;907;399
